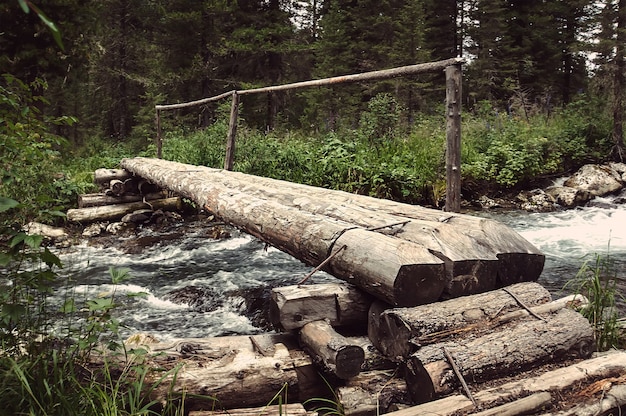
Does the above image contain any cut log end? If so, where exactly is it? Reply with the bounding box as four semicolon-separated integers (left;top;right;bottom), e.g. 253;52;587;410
394;264;445;307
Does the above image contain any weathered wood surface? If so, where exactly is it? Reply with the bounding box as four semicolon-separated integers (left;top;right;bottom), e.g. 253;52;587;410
67;197;182;223
368;282;553;360
78;191;166;208
120;158;446;307
336;370;412;416
269;283;374;330
405;308;595;399
386;350;626;416
189;403;317;416
129;333;326;411
470;392;552;416
120;158;545;302
94;168;132;185
299;320;364;379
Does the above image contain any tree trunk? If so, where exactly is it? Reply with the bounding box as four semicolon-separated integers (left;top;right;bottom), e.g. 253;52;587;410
385;350;626;416
368;282;553;360
119;158;446;307
299;320;365;379
269;283;373;330
67;197;182;223
405;308;595;399
78;191;166;208
120;158;544;303
134;334;326;412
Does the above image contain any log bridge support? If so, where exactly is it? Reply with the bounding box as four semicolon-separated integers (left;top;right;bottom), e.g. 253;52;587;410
119;157;544;307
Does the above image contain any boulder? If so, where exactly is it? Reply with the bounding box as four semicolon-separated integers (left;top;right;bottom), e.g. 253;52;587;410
563;164;623;196
516;189;556;212
545;186;594;208
609;162;626;181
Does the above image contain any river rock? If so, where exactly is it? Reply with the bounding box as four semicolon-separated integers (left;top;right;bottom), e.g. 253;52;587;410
24;221;68;242
545;186;594;208
563;164;624;196
609;162;626;181
516;189;556;212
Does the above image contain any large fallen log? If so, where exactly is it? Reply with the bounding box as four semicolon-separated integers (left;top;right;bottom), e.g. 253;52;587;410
299;320;365;379
120;158;545;298
94;168;132;186
386;350;626;416
120;158;445;307
131;334;326;411
368;282;553;360
405;308;596;399
66;197;182;223
190;160;545;286
269;283;374;331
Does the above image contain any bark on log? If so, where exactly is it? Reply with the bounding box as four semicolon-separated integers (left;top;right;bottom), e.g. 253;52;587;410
299;320;365;379
189;404;315;416
336;370;412;416
94;168;132;185
119;158;446;307
386;350;626;416
405;308;596;399
67;197;182;223
120;158;544;297
134;334;326;411
368;282;553;360
78;191;167;208
269;283;374;331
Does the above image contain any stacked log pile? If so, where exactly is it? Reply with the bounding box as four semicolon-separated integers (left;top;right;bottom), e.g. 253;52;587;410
67;168;183;223
72;161;625;414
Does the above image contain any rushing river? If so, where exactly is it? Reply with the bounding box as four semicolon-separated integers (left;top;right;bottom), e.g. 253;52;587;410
52;190;626;341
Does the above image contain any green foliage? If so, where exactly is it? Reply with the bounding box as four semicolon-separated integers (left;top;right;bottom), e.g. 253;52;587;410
0;74;78;222
568;253;625;351
462;98;613;188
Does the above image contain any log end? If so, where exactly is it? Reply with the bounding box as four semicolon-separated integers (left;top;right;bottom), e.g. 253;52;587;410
496;253;546;286
403;357;436;404
335;345;366;379
394;264;445;307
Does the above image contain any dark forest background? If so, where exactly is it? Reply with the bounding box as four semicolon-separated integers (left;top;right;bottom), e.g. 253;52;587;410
1;0;624;153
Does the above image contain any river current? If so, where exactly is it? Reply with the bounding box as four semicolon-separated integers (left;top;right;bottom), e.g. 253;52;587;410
53;190;626;341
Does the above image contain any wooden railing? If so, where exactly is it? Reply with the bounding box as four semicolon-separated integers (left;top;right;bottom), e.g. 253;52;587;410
155;57;465;211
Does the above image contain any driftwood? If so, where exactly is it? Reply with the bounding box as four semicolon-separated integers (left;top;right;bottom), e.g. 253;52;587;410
336;370;412;416
299;320;364;379
189;403;317;416
66;197;182;223
132;334;326;411
119;158;446;307
368;282;553;360
269;283;374;330
386;350;626;416
405;308;595;399
78;191;166;208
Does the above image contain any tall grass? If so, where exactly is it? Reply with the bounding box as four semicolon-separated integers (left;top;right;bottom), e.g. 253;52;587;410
568;253;625;351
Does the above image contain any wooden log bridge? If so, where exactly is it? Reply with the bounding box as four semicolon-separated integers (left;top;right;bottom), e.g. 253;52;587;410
119;157;545;307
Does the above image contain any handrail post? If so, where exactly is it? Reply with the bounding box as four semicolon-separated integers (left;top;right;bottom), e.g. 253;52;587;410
224;91;240;170
156;108;162;159
444;63;462;213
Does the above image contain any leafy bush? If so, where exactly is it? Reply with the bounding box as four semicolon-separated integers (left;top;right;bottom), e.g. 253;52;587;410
0;74;78;222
